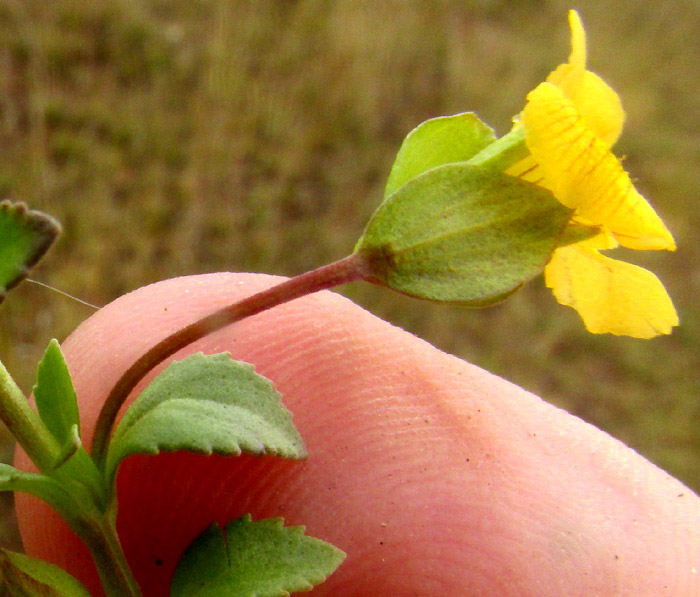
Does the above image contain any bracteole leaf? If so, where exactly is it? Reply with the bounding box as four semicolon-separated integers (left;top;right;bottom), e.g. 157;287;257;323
385;112;496;199
357;163;574;305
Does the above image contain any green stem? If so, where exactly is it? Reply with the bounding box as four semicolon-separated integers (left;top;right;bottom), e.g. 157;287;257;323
0;362;138;593
78;514;141;597
91;252;371;469
0;360;61;472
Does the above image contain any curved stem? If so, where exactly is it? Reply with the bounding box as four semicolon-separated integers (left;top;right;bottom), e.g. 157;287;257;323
91;253;371;469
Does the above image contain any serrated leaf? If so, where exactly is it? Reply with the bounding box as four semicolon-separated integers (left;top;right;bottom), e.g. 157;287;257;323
105;353;306;483
33;339;81;447
357;163;574;305
171;515;345;597
0;200;61;304
385;112;496;198
0;550;91;596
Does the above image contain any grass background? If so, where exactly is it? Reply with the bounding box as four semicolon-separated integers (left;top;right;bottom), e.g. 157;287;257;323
0;0;698;553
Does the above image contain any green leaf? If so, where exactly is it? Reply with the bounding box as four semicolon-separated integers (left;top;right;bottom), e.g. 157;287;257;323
0;200;61;304
33;340;81;447
0;550;91;596
0;464;79;524
0;459;107;542
357;163;574;305
105;353;307;483
385;112;496;198
170;515;345;597
48;446;108;511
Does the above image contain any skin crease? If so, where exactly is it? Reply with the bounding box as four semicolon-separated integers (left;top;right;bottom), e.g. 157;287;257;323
13;273;700;596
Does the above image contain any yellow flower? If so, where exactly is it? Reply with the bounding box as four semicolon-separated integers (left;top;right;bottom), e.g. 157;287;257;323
507;10;677;338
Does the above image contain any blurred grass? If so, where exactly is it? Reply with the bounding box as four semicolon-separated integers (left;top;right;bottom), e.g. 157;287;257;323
0;0;698;554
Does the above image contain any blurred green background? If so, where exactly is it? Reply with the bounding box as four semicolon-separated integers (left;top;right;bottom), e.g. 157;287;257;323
0;0;698;553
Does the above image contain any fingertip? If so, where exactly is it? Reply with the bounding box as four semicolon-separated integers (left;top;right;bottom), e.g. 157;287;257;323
13;272;700;595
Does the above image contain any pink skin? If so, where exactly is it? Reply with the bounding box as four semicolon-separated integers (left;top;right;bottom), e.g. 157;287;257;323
14;273;700;595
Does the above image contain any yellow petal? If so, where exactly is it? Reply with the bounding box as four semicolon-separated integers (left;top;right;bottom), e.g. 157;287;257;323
545;243;678;338
548;68;624;147
566;10;587;71
522;82;675;251
504;154;544;185
508;12;622;182
570;229;618;251
546;10;624;146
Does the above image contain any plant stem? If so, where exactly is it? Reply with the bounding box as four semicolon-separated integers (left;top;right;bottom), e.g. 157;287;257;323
91;253;371;469
0;359;61;472
0;362;138;594
79;514;142;596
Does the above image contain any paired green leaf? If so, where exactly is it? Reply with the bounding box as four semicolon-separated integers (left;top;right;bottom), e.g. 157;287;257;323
385;112;496;198
33;340;80;449
30;340;104;500
0;464;80;525
0;550;91;596
357;163;574;305
105;353;307;484
171;515;345;597
0;200;61;304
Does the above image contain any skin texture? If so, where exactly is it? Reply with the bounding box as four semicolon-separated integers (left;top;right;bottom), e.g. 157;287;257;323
14;272;700;596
